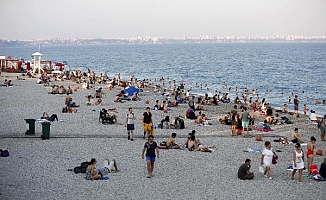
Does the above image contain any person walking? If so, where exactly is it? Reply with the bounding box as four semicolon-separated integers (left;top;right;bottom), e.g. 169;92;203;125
291;143;304;182
125;107;136;141
141;135;159;178
261;141;274;180
142;107;153;139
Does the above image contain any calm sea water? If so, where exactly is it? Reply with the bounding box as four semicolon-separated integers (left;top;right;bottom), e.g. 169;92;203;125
1;43;326;115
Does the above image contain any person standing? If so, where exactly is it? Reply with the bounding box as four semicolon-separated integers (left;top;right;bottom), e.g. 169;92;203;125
291;143;304;182
125;107;136;141
231;105;238;136
141;135;159;178
240;106;250;137
142;107;153;139
294;95;300;116
237;158;254;180
307;136;316;173
188;96;195;110
261;141;274;180
319;115;326;141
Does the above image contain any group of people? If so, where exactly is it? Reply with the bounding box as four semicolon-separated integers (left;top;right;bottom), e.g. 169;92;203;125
1;79;13;87
238;133;325;182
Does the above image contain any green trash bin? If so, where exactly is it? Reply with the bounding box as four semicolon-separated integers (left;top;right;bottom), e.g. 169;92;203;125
25;119;36;135
41;122;51;140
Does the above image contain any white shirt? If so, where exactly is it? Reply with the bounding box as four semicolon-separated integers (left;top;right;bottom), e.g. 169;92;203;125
262;148;273;166
310;113;317;121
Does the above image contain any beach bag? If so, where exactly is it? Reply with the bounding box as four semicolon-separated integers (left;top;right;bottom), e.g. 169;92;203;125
0;149;9;157
160;141;167;146
73;162;90;174
272;153;278;164
310;164;318;175
150;126;154;135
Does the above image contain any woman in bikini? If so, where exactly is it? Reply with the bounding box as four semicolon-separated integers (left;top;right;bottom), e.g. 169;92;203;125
307;136;316;173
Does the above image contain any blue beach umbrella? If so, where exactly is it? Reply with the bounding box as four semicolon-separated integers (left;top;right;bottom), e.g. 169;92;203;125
124;86;140;96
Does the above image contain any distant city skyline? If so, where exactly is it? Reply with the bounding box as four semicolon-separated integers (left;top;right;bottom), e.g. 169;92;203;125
0;0;325;40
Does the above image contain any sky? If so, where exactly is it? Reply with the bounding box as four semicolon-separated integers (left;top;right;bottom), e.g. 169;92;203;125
0;0;325;39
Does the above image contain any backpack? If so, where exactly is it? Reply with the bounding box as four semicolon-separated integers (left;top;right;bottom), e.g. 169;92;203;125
310;164;318;175
179;119;185;129
0;149;9;157
73;161;90;174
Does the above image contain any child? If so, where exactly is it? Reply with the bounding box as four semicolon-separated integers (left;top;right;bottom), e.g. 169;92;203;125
303;104;308;116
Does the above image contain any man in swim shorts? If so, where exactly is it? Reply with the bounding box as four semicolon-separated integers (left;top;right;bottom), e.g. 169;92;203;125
294;95;300;116
240;107;250;137
142;107;153;139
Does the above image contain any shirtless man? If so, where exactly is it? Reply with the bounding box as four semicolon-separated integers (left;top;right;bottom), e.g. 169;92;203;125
166;133;180;149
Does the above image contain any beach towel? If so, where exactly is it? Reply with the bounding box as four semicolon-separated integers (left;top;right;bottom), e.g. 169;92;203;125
158;146;168;149
256;128;273;132
100;176;109;180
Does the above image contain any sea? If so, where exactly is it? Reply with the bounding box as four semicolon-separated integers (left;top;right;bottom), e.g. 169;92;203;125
1;43;326;115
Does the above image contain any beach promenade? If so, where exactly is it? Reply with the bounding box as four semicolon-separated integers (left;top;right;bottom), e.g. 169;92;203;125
0;72;325;200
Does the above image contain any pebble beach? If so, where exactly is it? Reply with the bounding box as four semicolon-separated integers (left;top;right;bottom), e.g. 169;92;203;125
0;72;325;200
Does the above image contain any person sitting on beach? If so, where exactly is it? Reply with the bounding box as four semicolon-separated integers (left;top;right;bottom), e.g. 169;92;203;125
167;100;178;107
82;81;89;90
41;112;58;121
95;158;120;176
266;106;273;116
161;116;170;129
85;158;101;180
153;100;160;110
58;86;67;94
94;87;103;98
234;96;242;104
131;93;141;101
195;112;204;124
260;120;271;130
1;79;8;86
114;90;128;103
237;158;254;180
186;108;197;119
85;95;94;106
319;158;326;179
66;86;73;95
171;117;185;129
100;108;118;124
49;85;59;94
220;93;230;103
195;102;204;110
187;134;212;152
265;116;274;125
282;104;288;113
166;133;180;149
219;112;231;125
291;128;304;143
309;110;318;122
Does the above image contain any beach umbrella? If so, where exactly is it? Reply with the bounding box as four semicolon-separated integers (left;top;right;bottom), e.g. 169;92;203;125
124;86;140;96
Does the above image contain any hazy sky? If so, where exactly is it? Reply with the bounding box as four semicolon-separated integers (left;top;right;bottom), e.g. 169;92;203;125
1;0;325;39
